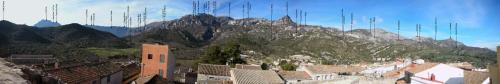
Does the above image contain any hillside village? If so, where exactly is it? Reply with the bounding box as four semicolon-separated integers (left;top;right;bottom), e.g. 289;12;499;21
0;0;499;84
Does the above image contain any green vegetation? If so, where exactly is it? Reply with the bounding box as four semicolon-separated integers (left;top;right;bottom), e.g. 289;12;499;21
279;60;297;71
84;47;139;57
197;42;246;67
261;63;269;70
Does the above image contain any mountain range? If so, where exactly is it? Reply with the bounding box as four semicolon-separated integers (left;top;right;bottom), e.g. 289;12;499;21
0;13;496;67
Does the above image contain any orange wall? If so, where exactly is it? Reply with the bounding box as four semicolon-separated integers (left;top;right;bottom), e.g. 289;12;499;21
140;43;171;79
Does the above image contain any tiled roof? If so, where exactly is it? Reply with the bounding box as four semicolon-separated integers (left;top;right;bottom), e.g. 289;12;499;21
231;69;284;84
305;65;364;74
45;62;123;83
197;80;233;84
197;64;231;76
406;63;438;74
464;71;489;84
276;71;312;80
235;64;262;70
123;63;140;79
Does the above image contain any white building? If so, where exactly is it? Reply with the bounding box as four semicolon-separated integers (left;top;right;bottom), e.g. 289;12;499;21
298;65;364;80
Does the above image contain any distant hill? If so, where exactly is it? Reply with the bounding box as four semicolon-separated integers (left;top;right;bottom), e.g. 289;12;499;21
0;20;128;60
131;14;496;67
33;19;61;28
86;25;135;37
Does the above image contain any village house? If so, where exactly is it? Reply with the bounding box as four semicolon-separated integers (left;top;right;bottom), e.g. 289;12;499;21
139;43;175;81
230;69;284;84
196;64;232;84
235;64;262;70
298;65;364;80
397;63;464;84
43;62;123;84
276;70;313;84
487;46;500;84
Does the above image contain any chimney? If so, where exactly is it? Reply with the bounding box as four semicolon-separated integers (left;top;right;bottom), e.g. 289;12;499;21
430;73;436;81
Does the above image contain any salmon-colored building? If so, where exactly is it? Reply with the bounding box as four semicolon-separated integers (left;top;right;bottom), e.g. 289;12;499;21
140;43;175;81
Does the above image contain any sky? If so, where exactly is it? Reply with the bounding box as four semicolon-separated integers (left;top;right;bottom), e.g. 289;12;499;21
2;0;500;50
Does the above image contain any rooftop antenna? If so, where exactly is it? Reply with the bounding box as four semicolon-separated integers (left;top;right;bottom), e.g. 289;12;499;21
397;20;400;40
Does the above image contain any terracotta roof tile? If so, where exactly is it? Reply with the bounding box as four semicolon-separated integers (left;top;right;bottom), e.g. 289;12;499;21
231;69;284;84
305;65;364;74
235;64;262;70
197;64;231;76
276;71;312;80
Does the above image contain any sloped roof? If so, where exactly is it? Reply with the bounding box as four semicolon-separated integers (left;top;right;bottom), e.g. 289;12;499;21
276;71;312;80
197;64;231;76
464;71;489;84
304;65;364;74
123;64;140;79
406;63;438;74
231;69;284;84
235;64;262;70
45;62;123;83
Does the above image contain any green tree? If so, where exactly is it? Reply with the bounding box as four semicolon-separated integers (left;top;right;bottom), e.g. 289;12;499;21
198;42;246;66
261;63;269;70
280;63;297;71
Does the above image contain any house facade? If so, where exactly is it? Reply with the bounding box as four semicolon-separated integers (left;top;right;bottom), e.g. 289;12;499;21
140;43;175;81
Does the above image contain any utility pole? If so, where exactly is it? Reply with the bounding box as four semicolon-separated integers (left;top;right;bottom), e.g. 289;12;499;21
350;13;353;34
455;23;458;49
242;2;245;18
228;2;231;17
162;5;166;29
247;1;251;18
304;12;307;25
2;1;4;20
449;22;452;39
45;6;47;20
86;9;88;25
369;18;372;35
123;12;126;27
55;4;58;23
373;17;376;38
286;1;289;16
110;10;113;28
213;1;216;16
434;17;437;41
341;9;344;37
398;20;400;40
52;5;54;21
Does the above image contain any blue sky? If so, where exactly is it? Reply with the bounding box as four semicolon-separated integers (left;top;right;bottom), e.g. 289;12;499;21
3;0;500;50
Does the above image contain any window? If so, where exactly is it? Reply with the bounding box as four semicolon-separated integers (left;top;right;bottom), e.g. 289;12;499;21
158;69;164;77
148;54;153;59
160;54;165;63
